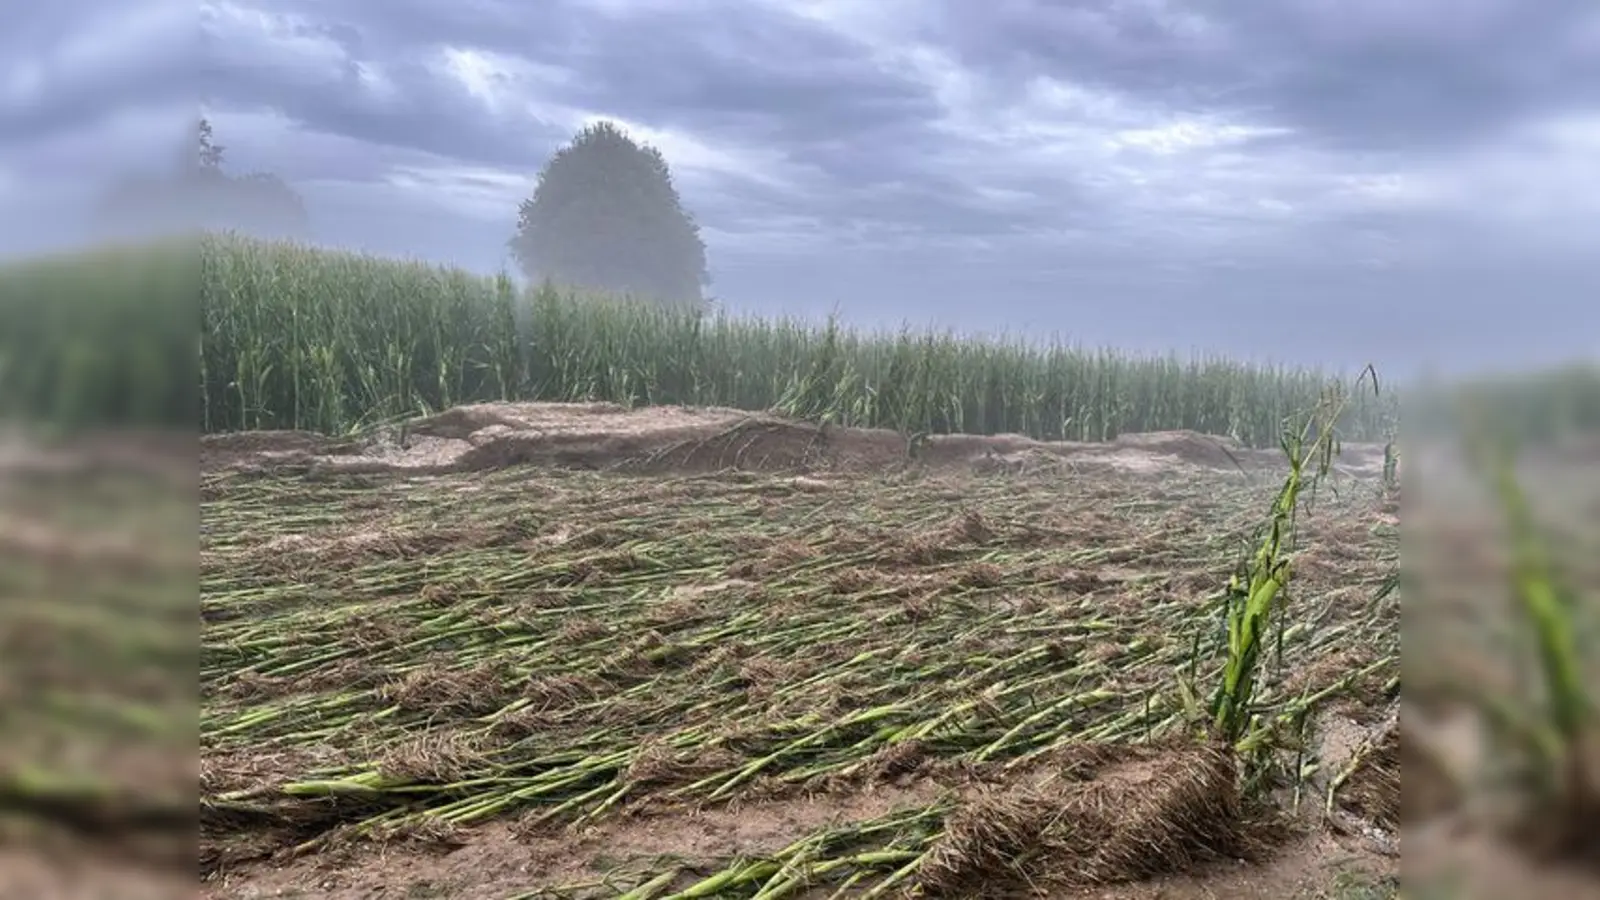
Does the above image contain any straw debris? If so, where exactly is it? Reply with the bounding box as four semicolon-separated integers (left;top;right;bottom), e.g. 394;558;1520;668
917;741;1245;895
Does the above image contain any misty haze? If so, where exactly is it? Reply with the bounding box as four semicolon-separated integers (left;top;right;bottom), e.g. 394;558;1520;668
3;3;1599;900
4;0;1598;377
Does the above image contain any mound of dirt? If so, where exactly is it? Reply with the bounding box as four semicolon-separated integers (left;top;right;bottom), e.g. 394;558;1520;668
201;401;1388;480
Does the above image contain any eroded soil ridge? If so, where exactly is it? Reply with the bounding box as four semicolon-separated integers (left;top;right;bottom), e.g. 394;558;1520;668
200;400;1390;479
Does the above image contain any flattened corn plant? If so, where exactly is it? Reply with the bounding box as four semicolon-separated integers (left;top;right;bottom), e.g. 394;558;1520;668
200;439;1399;896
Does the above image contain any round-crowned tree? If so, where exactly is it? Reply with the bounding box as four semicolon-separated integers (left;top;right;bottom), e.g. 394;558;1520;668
509;121;709;309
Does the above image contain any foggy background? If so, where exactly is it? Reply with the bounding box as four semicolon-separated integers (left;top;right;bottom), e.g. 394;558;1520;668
4;0;1599;380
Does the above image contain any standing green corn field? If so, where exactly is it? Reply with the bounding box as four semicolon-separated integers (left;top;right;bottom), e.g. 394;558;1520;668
196;232;1396;444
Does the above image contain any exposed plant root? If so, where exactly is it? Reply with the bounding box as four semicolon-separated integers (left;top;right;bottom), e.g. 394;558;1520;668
916;740;1249;895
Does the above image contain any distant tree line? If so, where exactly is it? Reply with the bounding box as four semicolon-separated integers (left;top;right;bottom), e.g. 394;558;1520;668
96;115;710;311
92;117;310;242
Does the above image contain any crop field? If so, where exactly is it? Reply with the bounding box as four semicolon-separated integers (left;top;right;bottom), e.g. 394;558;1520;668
199;401;1403;899
193;234;1400;446
4;236;1597;898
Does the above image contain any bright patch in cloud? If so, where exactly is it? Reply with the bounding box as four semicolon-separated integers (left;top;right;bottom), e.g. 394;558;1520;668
782;0;927;37
435;47;573;118
575;114;803;193
1111;121;1291;155
385;163;534;219
351;61;398;103
437;47;512;114
1020;76;1135;126
1333;173;1446;209
581;0;713;17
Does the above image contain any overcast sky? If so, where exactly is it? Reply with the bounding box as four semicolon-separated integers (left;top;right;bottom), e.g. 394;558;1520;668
3;0;1598;378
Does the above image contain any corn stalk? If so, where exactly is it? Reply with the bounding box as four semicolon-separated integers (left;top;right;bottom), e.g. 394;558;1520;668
1205;366;1379;758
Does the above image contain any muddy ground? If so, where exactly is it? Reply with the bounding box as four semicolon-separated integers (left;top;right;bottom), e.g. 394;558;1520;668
189;403;1412;899
22;403;1598;897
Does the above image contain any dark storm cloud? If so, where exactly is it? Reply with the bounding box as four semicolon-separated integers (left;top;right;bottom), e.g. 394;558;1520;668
260;0;940;142
251;0;1489;165
929;0;1600;153
204;0;948;186
197;4;568;170
517;3;944;159
7;0;1587;373
200;0;1099;244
